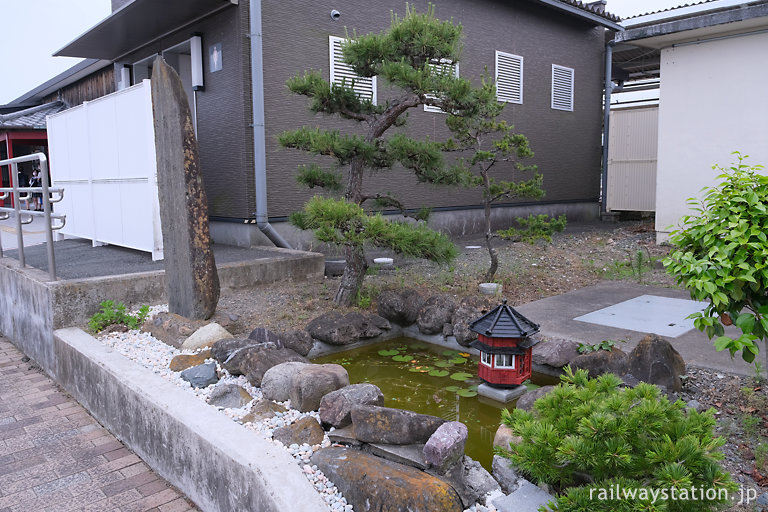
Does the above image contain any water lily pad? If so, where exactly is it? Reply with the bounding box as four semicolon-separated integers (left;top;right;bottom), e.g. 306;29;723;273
450;372;473;381
445;385;461;393
434;361;455;368
428;369;450;377
523;379;541;391
450;357;468;364
392;354;412;362
378;349;400;356
456;388;478;397
408;367;422;373
442;350;459;356
468;385;479;391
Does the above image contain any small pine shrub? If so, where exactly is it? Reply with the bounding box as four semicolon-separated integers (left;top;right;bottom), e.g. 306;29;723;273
497;367;736;512
88;301;150;333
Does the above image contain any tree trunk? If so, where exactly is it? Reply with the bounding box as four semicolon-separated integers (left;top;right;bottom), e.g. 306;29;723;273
482;173;497;283
346;157;365;205
335;245;368;306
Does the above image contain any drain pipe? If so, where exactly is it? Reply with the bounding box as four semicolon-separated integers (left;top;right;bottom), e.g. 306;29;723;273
601;40;616;215
248;0;292;249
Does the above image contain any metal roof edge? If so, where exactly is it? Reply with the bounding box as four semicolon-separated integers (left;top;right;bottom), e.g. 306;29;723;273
7;59;111;106
534;0;624;30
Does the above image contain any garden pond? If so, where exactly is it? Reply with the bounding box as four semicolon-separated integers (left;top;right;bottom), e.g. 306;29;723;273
312;338;558;470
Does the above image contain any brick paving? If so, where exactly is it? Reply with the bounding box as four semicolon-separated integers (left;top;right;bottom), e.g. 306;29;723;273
0;336;199;512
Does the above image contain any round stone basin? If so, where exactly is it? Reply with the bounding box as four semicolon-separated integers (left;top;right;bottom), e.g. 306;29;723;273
312;337;558;470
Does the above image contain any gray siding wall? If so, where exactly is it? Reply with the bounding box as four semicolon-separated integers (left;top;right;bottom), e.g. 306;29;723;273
260;0;605;219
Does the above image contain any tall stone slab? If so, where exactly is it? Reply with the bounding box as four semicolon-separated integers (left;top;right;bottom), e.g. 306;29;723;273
151;56;219;320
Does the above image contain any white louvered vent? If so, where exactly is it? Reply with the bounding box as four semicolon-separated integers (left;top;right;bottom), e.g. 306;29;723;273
424;59;459;113
495;51;523;104
551;64;574;111
329;36;376;104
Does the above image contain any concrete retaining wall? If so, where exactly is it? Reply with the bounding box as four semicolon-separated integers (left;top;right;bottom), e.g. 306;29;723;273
54;327;327;512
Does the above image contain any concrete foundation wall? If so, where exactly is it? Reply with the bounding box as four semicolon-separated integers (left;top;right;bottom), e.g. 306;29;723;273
211;201;599;251
54;328;327;512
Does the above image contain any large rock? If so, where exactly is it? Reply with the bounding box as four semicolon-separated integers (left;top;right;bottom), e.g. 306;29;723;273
493;424;522;451
515;385;556;412
417;296;457;335
570;347;628;379
351;405;445;445
306;311;390;345
491;479;555;512
319;383;384;428
625;334;686;392
169;348;211;372
261;362;311;402
289;364;349;412
208;383;252;409
377;289;425;325
492;454;524;494
180;362;218;388
429;456;500;508
312;446;463;512
248;327;314;357
533;338;581;368
182;322;233;351
452;305;479;347
423;422;468;473
241;399;288;423
210;337;307;385
141;312;201;348
151;56;219;320
273;416;324;447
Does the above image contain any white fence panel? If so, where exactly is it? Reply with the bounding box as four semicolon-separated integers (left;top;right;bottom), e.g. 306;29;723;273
47;80;163;260
607;106;658;212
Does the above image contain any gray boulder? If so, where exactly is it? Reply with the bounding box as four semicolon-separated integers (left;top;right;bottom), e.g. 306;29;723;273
452;305;479;347
141;312;201;348
625;334;686;392
273;416;325;448
515;385;556;412
428;456;500;509
570;347;628;379
532;338;581;368
261;362;311;402
319;383;384;428
493;424;522;451
417;295;457;335
289;364;350;412
307;311;391;345
180;362;218;388
207;383;252;409
492;454;524;494
211;337;308;386
377;289;424;325
181;322;233;351
247;327;283;345
312;446;463;512
210;337;274;374
351;404;445;445
241;399;288;423
423;421;468;473
491;479;555;512
278;330;314;356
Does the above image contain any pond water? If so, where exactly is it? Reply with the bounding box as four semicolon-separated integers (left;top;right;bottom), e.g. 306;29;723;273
312;337;559;470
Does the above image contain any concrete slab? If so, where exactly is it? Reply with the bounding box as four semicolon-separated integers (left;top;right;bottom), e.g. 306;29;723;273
328;425;362;446
574;295;706;337
477;383;527;404
366;443;428;470
492;480;554;512
516;281;755;376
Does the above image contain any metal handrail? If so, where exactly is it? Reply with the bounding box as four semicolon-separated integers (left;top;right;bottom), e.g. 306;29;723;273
0;152;66;280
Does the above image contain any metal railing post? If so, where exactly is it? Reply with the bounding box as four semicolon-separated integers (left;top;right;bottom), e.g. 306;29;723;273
39;155;56;281
11;162;24;268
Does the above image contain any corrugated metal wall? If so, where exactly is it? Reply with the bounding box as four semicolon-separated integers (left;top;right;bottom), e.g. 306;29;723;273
607;106;658;212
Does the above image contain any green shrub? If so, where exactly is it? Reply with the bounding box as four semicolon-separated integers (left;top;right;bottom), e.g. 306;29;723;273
88;300;150;333
497;367;736;512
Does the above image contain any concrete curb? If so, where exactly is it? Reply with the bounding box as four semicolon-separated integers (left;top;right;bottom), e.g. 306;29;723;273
54;327;328;512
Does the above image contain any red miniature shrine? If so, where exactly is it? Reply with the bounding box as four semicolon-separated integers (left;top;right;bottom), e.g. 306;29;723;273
469;299;540;388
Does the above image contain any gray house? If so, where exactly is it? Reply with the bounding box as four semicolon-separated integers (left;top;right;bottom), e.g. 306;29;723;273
15;0;621;247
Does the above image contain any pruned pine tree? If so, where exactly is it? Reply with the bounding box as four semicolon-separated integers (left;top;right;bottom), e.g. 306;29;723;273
279;5;491;306
443;78;566;283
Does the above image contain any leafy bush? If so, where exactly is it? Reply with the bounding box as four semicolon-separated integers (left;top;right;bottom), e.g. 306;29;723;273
88;300;150;333
664;154;768;371
498;214;567;243
497;367;736;511
577;339;622;354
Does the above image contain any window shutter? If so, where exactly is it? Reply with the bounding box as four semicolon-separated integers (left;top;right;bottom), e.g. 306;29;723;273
551;64;574;111
329;36;376;104
424;59;459;113
495;51;523;104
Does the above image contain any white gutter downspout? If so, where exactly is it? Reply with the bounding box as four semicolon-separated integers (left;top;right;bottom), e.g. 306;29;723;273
248;0;292;248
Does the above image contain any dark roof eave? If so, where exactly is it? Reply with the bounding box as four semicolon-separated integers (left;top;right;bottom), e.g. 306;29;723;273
534;0;624;30
617;2;768;43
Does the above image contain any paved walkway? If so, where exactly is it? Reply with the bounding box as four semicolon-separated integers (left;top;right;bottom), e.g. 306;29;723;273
0;336;198;512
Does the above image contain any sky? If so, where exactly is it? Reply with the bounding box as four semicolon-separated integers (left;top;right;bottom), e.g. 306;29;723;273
0;0;685;105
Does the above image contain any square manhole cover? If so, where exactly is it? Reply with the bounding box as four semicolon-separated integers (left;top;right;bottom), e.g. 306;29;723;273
574;295;708;337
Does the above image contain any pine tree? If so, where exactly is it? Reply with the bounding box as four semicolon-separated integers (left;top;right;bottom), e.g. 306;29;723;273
280;5;491;305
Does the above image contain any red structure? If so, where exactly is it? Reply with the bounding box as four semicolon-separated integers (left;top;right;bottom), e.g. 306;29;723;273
469;299;540;387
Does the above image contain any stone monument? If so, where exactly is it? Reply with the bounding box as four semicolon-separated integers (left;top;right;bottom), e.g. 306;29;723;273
151;56;219;320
